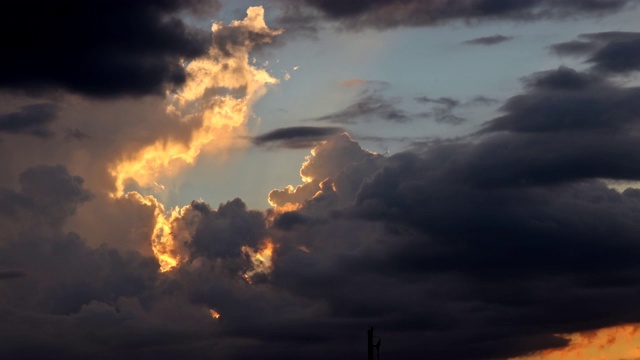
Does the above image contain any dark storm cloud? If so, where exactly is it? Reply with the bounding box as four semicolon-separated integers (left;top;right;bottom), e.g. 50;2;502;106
463;34;513;45
0;165;158;316
551;32;640;74
257;61;640;359
520;66;605;90
252;126;346;149
0;0;217;98
5;33;640;360
272;211;312;230
187;199;267;261
0;103;58;138
550;40;601;56
0;165;93;229
273;3;324;40
283;0;636;29
481;66;640;135
211;12;283;57
0;165;164;357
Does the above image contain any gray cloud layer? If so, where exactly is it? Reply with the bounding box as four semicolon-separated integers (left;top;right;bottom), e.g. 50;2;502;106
280;0;637;29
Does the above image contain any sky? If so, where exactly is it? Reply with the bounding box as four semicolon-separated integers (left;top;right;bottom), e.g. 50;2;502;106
2;0;640;359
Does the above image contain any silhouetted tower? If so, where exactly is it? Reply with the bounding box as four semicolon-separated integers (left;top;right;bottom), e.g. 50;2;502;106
368;327;373;360
367;327;381;360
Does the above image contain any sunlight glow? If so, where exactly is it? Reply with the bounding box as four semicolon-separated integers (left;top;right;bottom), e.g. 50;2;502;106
107;7;281;272
511;324;640;360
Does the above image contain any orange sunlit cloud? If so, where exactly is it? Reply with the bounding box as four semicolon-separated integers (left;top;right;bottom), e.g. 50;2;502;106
107;7;282;272
124;192;187;272
241;238;276;282
209;309;221;319
340;78;368;87
511;324;640;360
109;6;281;198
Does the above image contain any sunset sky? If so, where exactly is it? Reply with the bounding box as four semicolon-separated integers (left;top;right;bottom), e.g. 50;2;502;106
2;1;640;359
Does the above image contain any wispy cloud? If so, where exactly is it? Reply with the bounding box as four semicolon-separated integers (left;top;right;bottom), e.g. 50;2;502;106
463;35;513;46
0;103;58;138
252;126;346;148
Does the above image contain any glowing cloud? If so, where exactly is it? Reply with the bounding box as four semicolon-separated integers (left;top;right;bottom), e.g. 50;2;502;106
268;133;379;212
123;192;188;272
242;238;275;283
109;6;282;197
209;309;221;319
511;324;640;360
107;7;282;272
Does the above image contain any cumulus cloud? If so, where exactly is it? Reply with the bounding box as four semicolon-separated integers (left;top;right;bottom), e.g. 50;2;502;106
0;165;93;231
259;62;640;358
5;4;640;360
5;62;640;358
268;133;383;211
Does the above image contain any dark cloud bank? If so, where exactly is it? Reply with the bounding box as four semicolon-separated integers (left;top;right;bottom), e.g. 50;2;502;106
279;0;638;29
4;11;640;360
552;31;640;74
0;0;217;98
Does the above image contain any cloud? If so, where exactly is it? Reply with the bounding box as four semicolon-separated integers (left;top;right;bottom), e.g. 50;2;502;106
463;34;513;45
313;93;413;124
467;95;501;106
283;0;636;29
186;198;267;261
481;66;640;135
5;5;640;360
0;269;25;280
312;81;424;124
260;64;640;359
6;91;640;359
0;0;219;98
415;95;499;125
110;6;283;197
252;126;347;149
0;103;58;138
0;165;93;230
551;32;640;74
62;127;91;142
268;133;383;211
415;96;465;124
